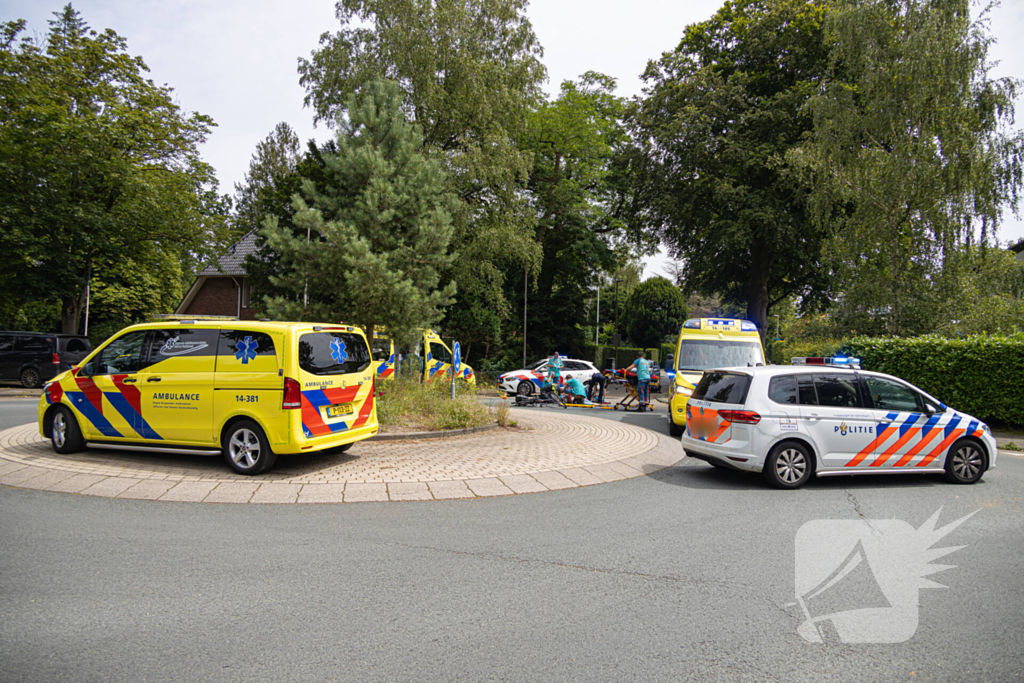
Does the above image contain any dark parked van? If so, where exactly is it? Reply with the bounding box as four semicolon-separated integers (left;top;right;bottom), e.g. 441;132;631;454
0;332;93;388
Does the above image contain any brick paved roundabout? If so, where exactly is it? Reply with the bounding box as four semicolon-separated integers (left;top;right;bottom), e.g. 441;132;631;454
0;411;682;503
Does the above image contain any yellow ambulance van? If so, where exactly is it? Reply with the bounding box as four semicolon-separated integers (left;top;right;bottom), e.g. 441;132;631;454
370;328;476;385
668;318;766;436
38;320;378;474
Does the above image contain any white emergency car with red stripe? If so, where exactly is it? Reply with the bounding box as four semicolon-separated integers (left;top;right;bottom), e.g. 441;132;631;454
680;358;997;489
497;357;600;396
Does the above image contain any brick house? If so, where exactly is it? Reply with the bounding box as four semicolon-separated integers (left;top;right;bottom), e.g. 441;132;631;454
175;232;258;320
1011;239;1024;262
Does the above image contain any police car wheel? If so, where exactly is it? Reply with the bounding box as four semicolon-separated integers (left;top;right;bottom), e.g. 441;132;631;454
763;441;813;489
223;420;276;475
50;406;84;454
516;381;533;397
943;438;987;485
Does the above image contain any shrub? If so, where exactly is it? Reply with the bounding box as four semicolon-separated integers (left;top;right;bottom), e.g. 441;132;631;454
835;334;1024;427
376;376;493;431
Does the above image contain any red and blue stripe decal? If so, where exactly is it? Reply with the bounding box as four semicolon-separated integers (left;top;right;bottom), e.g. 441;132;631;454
300;383;375;438
57;376;163;440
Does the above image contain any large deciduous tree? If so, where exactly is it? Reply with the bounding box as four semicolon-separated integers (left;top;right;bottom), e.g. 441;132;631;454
297;0;546;348
631;0;833;337
0;6;230;334
622;276;688;349
262;81;457;348
792;0;1024;335
515;72;631;358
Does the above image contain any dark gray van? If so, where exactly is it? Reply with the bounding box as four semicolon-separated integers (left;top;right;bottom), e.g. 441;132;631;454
0;332;93;388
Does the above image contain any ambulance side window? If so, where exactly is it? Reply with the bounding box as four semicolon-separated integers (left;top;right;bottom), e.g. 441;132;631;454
92;332;147;376
430;342;452;364
372;339;392;361
217;330;277;369
143;329;219;370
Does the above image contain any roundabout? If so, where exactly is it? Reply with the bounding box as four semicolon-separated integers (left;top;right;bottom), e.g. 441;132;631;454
0;410;682;503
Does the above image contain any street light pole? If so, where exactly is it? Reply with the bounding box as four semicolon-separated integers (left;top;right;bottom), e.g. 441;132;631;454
614;278;620;370
595;282;600;346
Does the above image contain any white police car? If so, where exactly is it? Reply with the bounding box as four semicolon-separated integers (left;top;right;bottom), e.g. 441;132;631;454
498;357;600;396
680;357;997;489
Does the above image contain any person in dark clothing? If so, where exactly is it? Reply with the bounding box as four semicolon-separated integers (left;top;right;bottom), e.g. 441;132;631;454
587;371;607;404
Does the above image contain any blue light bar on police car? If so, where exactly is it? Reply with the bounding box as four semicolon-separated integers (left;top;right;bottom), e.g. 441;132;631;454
791;356;861;369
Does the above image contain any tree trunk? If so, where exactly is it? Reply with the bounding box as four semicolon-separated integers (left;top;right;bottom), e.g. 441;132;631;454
746;241;772;344
62;260;92;335
365;319;375;356
61;296;80;335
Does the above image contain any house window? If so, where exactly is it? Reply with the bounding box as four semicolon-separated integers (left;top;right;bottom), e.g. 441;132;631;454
241;279;250;308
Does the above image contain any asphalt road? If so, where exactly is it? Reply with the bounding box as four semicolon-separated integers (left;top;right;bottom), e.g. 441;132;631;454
2;398;1022;682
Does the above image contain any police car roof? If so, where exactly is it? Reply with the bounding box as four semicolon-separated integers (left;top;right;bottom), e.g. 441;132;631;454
705;364;861;377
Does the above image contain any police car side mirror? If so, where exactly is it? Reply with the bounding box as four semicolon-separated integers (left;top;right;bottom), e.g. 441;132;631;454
925;402;946;415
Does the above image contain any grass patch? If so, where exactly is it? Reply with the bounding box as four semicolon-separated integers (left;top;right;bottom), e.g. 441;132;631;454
376;377;497;432
1001;441;1022;451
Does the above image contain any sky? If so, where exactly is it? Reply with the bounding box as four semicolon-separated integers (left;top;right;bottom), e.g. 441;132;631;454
3;0;1023;280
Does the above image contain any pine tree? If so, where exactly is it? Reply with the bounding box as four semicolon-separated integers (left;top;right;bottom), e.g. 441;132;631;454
262;80;457;347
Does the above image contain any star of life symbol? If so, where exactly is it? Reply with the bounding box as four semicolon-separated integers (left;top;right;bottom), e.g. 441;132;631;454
330;337;347;365
234;336;258;364
793;507;977;643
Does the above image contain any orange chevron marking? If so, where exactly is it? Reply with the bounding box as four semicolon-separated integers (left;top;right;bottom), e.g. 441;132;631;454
892;428;941;467
870;427;919;467
845;429;893;467
713;420;732;442
917;429;965;467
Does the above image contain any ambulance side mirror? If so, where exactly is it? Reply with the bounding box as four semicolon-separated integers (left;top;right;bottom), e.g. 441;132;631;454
80;362;95;378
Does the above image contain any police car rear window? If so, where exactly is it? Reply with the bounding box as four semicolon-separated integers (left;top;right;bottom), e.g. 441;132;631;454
691;372;751;404
299;332;372;376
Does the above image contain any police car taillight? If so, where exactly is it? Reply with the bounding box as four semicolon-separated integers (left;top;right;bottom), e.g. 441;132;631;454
719;410;761;424
791;356;860;369
282;377;302;410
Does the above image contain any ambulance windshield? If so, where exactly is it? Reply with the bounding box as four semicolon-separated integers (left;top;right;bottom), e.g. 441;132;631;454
677;340;763;372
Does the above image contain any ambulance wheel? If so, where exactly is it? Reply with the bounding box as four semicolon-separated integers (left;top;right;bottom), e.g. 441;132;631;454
223;420;276;475
943;438;987;485
516;381;534;397
669;419;684;437
50;406;84;454
763;441;813;489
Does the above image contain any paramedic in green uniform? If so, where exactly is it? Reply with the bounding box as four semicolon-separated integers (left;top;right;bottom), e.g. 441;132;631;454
563;375;587;403
627;351;651;408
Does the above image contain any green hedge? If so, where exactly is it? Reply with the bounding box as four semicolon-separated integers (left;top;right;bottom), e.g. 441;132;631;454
833;334;1024;427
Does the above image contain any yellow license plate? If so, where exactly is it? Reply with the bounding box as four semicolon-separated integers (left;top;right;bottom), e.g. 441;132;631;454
327;403;354;419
